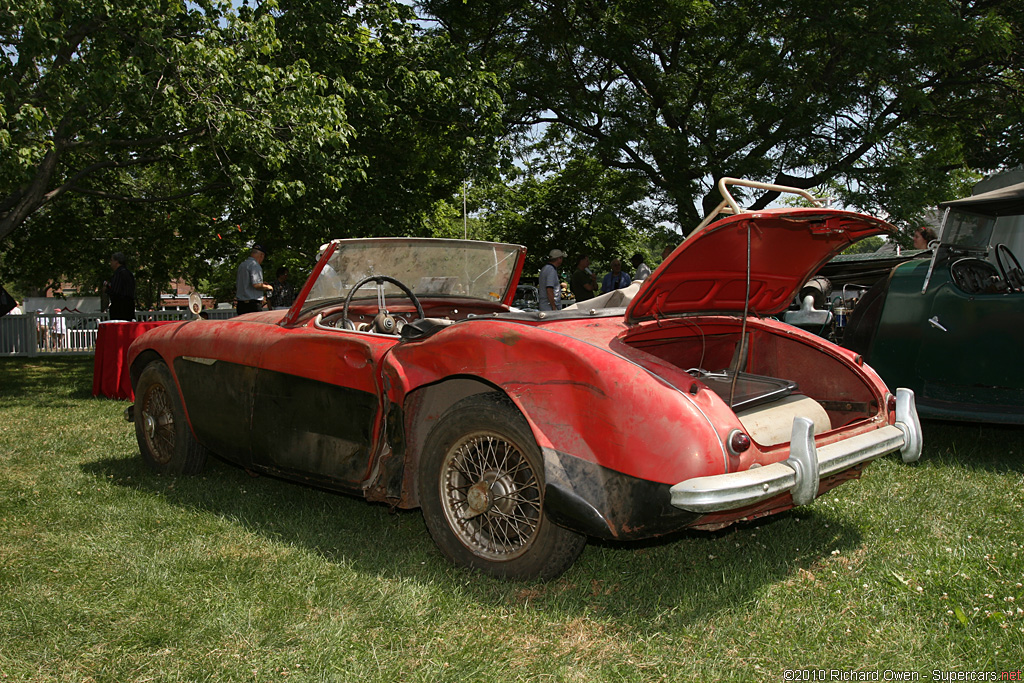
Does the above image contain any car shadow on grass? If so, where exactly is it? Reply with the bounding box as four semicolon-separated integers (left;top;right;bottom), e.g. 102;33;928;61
919;419;1024;474
558;508;862;624
82;450;864;629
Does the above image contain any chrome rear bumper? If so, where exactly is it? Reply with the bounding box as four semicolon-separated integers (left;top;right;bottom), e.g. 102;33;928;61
671;388;922;513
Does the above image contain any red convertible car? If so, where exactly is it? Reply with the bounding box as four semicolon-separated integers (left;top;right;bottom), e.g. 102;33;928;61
126;180;922;579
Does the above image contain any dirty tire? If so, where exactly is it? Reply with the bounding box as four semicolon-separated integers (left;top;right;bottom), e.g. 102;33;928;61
134;361;208;475
419;393;586;580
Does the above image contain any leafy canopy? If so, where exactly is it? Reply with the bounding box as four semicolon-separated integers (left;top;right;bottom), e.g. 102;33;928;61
0;0;353;242
421;0;1024;233
0;1;504;301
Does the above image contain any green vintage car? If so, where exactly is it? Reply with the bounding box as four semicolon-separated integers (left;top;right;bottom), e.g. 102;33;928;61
841;181;1024;424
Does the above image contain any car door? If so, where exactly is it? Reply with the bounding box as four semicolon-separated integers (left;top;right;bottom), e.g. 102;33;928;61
249;322;397;488
170;319;266;468
915;280;1024;406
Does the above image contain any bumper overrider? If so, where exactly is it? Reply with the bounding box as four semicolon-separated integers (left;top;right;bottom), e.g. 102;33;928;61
671;388;923;513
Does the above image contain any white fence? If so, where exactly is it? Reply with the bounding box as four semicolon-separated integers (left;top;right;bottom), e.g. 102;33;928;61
0;310;237;357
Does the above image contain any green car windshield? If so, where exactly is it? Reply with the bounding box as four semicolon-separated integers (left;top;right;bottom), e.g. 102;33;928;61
939;209;996;253
305;239;522;305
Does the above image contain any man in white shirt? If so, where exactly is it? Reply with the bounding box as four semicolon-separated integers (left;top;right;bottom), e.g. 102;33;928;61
631;252;652;281
538;249;564;311
51;308;67;350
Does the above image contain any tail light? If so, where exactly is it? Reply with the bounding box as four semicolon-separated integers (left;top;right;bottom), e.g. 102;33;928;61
727;429;751;455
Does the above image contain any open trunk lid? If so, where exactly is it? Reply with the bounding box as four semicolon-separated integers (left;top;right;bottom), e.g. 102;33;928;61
627;208;895;322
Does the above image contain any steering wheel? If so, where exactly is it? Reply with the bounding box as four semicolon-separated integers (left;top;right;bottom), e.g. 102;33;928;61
994;243;1024;293
342;275;425;334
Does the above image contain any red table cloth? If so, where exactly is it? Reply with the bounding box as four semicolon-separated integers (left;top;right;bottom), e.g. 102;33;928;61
92;321;176;400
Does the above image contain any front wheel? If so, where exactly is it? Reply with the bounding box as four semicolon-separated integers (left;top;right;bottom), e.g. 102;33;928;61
134;361;208;475
418;393;586;580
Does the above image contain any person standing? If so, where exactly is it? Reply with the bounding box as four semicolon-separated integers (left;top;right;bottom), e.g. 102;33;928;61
601;258;631;293
235;244;274;314
104;252;136;321
269;266;296;310
631;252;652;281
51;307;66;349
570;255;597;302
538;249;564;311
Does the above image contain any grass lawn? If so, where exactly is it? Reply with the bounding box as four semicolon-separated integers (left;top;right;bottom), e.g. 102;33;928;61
1;357;1022;682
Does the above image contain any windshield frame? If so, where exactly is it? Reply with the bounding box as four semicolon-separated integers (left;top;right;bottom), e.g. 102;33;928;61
286;238;526;321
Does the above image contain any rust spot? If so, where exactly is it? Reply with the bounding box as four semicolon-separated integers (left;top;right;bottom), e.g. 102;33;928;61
497;328;522;346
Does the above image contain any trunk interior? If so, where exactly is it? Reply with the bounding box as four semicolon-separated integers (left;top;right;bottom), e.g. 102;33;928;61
622;319;881;446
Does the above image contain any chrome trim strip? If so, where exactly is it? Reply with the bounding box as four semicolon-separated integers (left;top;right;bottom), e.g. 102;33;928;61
181;356;217;366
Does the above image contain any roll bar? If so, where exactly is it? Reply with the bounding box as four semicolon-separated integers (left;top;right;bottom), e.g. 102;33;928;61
693;178;828;233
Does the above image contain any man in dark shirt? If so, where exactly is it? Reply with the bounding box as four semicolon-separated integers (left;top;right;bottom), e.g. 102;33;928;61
570;255;596;302
105;252;136;320
269;267;296;310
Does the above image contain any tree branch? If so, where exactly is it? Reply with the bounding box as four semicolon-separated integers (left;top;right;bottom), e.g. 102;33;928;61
70;182;231;203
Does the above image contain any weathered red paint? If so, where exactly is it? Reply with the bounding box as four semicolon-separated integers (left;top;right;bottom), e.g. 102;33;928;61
388;317;732;484
629;209;895;321
126;224;908;543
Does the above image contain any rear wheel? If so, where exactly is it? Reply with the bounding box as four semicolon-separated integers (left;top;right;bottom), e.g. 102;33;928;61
134;361;208;475
419;393;586;580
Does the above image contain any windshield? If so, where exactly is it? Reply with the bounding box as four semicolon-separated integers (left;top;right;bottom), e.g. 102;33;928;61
940;209;997;252
305;239;523;305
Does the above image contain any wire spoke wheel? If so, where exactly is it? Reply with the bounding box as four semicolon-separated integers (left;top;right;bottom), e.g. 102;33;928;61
140;382;176;465
420;393;586;579
133;361;208;475
440;431;542;561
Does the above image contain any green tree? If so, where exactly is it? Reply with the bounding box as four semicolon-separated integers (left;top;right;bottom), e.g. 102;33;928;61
0;0;353;243
421;0;1024;233
472;129;669;276
235;0;505;248
1;1;504;297
842;236;884;255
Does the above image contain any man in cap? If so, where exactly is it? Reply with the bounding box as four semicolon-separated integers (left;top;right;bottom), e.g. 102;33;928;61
538;249;564;311
235;244;274;314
